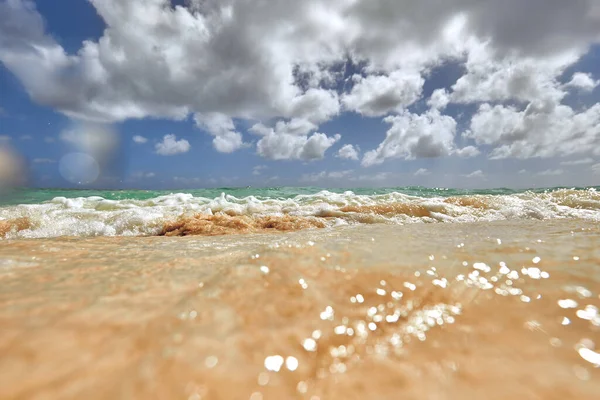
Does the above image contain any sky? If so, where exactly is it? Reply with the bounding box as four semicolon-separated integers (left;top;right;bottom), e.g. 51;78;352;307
0;0;600;190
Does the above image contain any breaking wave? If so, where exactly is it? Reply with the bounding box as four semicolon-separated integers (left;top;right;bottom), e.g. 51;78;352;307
1;188;599;238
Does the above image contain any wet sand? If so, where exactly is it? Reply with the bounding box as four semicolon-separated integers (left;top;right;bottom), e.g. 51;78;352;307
1;220;599;399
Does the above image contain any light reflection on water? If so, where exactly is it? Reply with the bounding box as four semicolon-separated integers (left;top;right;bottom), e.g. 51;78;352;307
0;220;599;399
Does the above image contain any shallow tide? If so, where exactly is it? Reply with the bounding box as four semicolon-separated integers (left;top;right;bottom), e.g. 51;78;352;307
1;219;599;399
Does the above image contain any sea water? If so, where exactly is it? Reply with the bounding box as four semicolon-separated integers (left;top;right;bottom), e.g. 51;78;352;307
0;187;599;399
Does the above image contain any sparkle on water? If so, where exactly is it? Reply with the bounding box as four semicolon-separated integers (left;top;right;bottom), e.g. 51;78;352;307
238;238;600;396
1;217;599;399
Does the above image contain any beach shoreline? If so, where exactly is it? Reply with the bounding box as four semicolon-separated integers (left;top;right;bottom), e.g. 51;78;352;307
1;219;599;399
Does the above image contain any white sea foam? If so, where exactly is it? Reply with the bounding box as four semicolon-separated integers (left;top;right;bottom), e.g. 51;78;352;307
1;189;599;239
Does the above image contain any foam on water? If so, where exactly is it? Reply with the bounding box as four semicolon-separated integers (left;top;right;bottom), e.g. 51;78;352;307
0;188;599;238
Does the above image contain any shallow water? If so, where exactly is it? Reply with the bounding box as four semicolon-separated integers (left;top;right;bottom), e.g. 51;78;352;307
1;219;599;399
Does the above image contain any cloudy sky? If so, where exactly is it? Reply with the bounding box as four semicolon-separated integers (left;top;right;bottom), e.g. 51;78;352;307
1;0;599;189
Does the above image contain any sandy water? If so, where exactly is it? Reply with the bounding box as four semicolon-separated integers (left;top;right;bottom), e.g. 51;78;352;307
1;219;599;399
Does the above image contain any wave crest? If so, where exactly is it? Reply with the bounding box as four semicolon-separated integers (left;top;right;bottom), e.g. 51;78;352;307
1;188;599;238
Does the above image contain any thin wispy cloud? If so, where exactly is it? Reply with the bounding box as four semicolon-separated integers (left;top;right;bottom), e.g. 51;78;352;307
132;135;148;144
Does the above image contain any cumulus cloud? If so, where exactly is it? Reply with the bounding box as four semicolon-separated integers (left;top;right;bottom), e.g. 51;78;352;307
465;101;600;159
194;112;245;153
450;48;573;105
250;118;318;137
414;168;430;176
566;72;599;91
454;146;480;158
362;109;457;166
132;135;147;144
0;1;346;123
155;134;190;156
427;89;450;110
337;144;360;161
342;71;423;116
1;0;600;166
257;132;340;161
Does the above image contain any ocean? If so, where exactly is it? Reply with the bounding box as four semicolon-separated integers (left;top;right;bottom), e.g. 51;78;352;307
1;186;599;238
1;186;600;399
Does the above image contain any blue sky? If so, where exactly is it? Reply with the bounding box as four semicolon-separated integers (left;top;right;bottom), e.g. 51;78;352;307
1;0;599;189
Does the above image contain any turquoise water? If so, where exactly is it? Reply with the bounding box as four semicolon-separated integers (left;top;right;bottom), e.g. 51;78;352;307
2;186;598;206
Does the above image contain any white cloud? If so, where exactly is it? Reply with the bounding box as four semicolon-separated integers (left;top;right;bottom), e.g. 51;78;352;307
20;135;32;140
155;134;190;156
1;0;600;168
252;165;268;176
337;144;360;161
537;169;563;176
257;132;340;161
0;0;348;125
414;168;430;176
248;92;341;160
278;119;319;136
251;118;341;161
566;72;599;91
454;146;480;158
451;48;573;105
0;135;10;142
428;89;450;110
44;136;56;143
194;112;245;153
466;101;600;159
251;118;318;137
3;0;596;120
342;71;424;116
132;135;147;144
285;89;341;124
560;158;594;166
362;109;457;166
464;170;485;179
